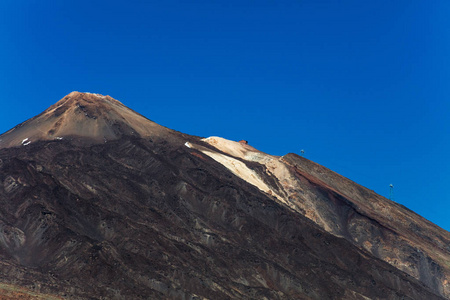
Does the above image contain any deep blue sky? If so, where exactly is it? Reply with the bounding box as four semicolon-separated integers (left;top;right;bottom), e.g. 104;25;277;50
1;1;449;231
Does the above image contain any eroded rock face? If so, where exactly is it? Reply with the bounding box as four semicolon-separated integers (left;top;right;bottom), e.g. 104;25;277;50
0;93;448;299
0;136;444;300
281;153;450;297
0;223;26;252
197;136;450;298
3;176;19;194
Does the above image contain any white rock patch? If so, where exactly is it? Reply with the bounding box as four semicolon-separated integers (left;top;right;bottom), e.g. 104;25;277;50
199;148;285;203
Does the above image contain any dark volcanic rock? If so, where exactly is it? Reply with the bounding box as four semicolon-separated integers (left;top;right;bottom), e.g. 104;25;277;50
0;93;448;299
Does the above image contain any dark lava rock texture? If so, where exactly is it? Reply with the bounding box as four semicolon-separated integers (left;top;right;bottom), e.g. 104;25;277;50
0;92;448;299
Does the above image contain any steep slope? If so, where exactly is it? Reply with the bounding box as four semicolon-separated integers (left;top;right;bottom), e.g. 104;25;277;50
283;154;450;295
0;92;172;149
195;136;450;298
0;92;448;299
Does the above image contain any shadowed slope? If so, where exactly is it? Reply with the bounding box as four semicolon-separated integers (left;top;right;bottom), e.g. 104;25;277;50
0;137;446;299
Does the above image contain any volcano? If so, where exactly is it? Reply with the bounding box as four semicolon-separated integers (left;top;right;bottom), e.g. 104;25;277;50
0;92;172;148
0;92;448;299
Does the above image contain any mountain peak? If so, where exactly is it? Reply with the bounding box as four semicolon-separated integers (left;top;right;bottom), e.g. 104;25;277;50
47;91;126;120
58;91;122;105
0;93;449;299
0;92;169;148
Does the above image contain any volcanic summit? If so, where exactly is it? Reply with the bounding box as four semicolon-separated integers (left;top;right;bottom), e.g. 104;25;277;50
0;92;449;299
0;92;172;149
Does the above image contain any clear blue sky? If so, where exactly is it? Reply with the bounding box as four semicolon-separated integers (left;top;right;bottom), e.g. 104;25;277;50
1;1;449;231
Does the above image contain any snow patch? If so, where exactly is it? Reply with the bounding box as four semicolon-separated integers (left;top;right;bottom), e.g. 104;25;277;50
184;142;192;148
85;92;106;99
22;138;31;146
